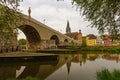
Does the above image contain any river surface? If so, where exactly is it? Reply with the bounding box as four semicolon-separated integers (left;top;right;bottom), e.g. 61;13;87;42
0;51;120;80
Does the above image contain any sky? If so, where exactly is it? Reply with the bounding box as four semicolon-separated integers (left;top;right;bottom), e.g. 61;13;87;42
18;0;99;39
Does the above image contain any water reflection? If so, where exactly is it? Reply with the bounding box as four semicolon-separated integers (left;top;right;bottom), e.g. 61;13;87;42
0;55;59;79
46;52;120;80
72;53;98;66
0;53;74;79
66;61;71;74
0;52;120;80
102;54;120;63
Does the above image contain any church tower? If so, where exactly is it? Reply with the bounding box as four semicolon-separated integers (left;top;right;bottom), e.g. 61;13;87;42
66;20;71;33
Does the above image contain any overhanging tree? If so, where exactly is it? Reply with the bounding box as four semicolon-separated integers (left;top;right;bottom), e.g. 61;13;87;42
72;0;120;40
0;0;22;46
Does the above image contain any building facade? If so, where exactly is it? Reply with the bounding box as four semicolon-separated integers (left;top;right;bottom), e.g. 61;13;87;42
86;34;97;46
65;21;82;43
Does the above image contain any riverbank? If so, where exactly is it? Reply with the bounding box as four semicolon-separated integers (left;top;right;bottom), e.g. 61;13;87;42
13;46;120;53
75;46;120;53
0;52;58;62
0;52;56;57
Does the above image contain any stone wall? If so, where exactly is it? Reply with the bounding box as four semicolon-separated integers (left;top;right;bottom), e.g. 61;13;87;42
0;33;18;53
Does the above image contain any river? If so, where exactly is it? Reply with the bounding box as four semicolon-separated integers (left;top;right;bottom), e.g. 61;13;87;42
0;51;120;80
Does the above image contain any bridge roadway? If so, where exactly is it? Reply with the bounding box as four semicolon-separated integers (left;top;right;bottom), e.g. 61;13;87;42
17;14;80;50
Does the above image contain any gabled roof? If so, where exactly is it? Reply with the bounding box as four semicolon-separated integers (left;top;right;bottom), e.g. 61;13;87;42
87;34;96;39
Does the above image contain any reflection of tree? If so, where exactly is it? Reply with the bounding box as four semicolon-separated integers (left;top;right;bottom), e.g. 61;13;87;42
87;53;98;61
72;53;99;67
102;54;119;63
97;69;120;80
82;53;87;64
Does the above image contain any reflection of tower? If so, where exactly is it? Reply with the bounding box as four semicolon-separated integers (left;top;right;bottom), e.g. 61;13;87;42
80;61;82;66
66;61;71;75
66;20;71;33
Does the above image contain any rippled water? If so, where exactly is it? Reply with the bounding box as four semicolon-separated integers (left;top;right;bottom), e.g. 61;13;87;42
0;52;120;80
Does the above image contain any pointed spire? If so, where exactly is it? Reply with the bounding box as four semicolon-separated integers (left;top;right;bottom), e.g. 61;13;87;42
66;20;71;33
79;29;81;33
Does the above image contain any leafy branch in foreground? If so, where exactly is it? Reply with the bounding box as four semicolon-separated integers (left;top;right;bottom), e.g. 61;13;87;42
72;0;120;40
0;0;23;46
0;0;22;31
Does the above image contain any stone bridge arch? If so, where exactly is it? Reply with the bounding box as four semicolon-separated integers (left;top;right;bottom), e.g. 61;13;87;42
17;14;80;50
50;35;59;45
18;25;41;49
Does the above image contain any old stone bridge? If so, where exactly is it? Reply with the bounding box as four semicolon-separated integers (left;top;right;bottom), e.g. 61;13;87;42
18;14;80;50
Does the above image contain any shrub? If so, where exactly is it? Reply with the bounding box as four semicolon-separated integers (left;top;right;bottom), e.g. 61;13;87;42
97;69;120;80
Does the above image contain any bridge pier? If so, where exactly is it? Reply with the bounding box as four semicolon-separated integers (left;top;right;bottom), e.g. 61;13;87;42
26;42;41;50
26;40;57;50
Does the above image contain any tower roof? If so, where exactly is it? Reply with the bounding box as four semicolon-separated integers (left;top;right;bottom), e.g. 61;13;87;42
66;20;71;33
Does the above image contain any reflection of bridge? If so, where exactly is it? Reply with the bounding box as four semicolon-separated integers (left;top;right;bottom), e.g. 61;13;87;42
0;54;74;79
18;14;80;50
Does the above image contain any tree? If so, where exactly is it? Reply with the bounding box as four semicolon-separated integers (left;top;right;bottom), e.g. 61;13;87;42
0;0;22;31
18;39;26;45
81;38;87;47
0;0;23;46
72;0;120;40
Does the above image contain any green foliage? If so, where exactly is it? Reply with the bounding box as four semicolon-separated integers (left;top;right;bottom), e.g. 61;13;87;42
79;46;120;53
97;69;112;80
97;69;120;80
71;41;75;48
72;0;120;40
81;39;87;47
0;0;23;43
18;39;26;45
22;76;39;80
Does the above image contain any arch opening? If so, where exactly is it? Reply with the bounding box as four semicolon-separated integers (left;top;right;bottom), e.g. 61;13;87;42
18;25;41;43
18;25;41;49
50;35;59;45
64;39;68;42
17;29;26;40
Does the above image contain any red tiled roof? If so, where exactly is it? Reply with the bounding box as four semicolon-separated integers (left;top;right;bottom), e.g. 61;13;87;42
65;32;79;40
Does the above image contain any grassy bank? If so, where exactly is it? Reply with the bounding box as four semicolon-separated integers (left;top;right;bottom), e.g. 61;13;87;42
79;46;120;53
67;46;120;53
